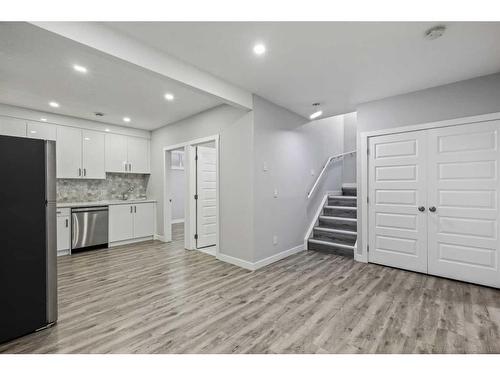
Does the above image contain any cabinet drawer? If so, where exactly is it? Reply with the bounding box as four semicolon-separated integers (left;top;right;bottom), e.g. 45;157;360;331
56;208;70;216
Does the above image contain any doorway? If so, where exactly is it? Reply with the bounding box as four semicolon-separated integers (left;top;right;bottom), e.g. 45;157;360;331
162;135;219;255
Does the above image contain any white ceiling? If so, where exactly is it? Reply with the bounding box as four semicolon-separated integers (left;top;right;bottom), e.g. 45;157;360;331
0;22;223;130
104;22;500;118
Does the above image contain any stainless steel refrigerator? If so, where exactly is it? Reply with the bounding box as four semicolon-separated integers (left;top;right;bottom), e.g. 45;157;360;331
0;135;57;344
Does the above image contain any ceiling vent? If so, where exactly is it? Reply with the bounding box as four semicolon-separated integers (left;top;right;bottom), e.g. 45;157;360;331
424;25;446;40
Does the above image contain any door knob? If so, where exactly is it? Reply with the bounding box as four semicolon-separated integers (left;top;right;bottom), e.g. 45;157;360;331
418;206;425;212
429;206;436;212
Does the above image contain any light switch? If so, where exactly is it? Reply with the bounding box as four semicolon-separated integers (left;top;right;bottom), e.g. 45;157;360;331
263;161;268;172
273;235;278;245
274;188;278;198
310;169;315;176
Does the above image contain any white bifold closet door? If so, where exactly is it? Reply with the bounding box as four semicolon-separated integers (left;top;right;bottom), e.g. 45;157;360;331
196;146;217;249
368;130;428;273
427;121;500;288
369;120;500;288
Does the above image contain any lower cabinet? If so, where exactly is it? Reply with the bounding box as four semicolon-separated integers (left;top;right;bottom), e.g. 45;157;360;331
56;208;71;256
109;202;155;243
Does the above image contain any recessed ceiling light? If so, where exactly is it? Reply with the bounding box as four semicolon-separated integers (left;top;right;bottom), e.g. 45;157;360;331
40;118;47;122
30;130;37;134
164;93;174;101
253;43;266;55
73;64;88;73
310;110;323;120
105;128;110;132
49;101;60;108
123;117;131;123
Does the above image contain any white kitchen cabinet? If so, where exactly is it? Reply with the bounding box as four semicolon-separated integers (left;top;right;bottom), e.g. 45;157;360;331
109;202;155;244
82;130;105;179
57;126;82;179
57;127;105;179
127;137;150;174
56;208;71;256
26;121;56;141
109;204;135;242
105;134;150;174
105;133;128;173
0;116;26;138
133;202;155;238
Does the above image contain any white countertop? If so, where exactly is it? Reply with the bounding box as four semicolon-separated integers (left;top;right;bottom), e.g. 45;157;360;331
57;199;156;208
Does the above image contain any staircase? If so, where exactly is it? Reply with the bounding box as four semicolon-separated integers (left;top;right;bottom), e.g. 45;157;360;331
308;185;357;256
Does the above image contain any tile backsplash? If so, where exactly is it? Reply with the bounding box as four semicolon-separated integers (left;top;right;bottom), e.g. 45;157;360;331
57;173;150;202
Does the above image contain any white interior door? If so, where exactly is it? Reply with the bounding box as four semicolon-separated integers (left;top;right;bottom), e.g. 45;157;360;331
368;130;428;273
196;145;217;248
427;121;500;288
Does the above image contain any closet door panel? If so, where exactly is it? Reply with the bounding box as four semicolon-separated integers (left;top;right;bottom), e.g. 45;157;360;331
368;130;428;273
427;120;500;288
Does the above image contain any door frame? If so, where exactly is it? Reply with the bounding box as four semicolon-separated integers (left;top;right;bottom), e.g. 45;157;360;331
359;111;500;264
162;134;220;254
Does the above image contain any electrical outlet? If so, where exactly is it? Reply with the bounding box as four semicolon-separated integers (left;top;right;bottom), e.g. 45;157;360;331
274;188;278;198
273;235;278;245
263;161;268;172
310;169;315;176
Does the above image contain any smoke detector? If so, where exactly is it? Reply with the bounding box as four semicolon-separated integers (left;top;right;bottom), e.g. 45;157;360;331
424;25;446;40
94;112;105;117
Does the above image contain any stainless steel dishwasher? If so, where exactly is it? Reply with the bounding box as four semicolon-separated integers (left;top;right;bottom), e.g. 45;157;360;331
71;206;109;251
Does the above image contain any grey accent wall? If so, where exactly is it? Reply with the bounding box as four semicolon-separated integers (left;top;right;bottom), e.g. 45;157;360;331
170;168;185;221
149;104;254;261
356;72;500;257
57;173;149;202
342;112;357;184
252;95;345;262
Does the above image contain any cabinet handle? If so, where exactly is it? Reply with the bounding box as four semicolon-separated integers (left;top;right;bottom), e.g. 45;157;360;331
129;163;132;172
418;206;425;212
65;218;69;228
78;168;81;176
134;206;137;213
130;206;133;213
125;163;128;172
429;206;437;213
83;168;86;177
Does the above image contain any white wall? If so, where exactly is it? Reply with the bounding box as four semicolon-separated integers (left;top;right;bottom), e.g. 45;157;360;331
252;95;345;262
171;168;185;221
355;72;500;257
149;104;254;261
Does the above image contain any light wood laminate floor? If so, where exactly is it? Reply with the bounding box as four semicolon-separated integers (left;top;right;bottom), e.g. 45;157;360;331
1;223;500;354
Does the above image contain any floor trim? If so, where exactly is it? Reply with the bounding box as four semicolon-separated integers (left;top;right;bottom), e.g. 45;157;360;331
216;253;254;271
217;244;306;271
171;218;185;224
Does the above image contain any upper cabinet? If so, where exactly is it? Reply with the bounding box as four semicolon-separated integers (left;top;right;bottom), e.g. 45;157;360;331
57;126;82;179
57;127;105;179
0;116;26;138
105;134;150;174
26;121;56;141
82;130;106;179
127;137;150;174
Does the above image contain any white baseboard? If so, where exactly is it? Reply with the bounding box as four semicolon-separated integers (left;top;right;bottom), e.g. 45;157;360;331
217;244;306;271
171;218;185;224
109;236;154;247
253;244;305;270
57;249;70;257
154;234;166;242
216;253;254;271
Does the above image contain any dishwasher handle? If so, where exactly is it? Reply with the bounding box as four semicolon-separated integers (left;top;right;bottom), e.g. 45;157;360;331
72;206;109;213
